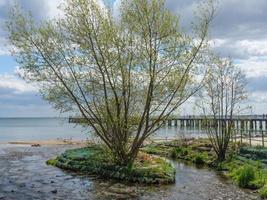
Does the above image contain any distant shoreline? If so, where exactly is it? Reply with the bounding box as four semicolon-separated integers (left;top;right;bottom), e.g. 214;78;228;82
0;139;89;146
0;137;264;148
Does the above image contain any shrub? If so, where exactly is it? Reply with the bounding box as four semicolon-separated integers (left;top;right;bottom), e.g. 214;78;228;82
170;147;189;159
236;165;255;188
193;153;206;165
230;162;266;190
170;148;178;159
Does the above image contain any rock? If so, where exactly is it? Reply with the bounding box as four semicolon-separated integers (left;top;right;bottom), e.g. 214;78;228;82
51;189;57;194
107;183;137;197
19;183;26;187
195;146;212;152
99;182;110;187
31;144;41;147
0;195;5;199
99;191;129;199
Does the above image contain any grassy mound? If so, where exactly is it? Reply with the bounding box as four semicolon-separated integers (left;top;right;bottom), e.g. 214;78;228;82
142;138;215;166
47;145;175;184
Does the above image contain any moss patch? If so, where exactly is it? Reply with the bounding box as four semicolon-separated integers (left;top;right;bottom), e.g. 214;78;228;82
47;145;175;184
46;159;57;166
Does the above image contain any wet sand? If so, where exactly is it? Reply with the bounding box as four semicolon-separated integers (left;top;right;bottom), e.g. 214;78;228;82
0;144;260;200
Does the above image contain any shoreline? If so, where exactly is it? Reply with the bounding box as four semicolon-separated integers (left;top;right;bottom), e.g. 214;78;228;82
1;136;264;147
0;139;89;146
0;137;178;146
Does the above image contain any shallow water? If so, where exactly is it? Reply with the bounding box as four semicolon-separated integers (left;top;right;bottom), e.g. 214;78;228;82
0;118;87;142
0;145;260;200
0;118;206;142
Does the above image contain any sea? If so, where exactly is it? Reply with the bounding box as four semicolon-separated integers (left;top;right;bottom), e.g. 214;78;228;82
0;118;206;142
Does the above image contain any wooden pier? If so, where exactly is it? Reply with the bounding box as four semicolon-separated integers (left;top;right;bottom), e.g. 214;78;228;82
69;115;267;147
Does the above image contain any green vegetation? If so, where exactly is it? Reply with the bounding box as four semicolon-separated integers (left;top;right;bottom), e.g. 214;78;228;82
46;158;57;166
142;138;215;166
240;147;267;164
235;165;255;188
229;164;264;189
260;186;267;199
47;145;175;184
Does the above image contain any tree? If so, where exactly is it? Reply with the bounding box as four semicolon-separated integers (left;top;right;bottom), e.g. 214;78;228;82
197;57;247;161
7;0;215;166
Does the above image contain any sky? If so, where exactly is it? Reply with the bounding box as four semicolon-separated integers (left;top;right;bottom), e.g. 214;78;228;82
0;0;267;117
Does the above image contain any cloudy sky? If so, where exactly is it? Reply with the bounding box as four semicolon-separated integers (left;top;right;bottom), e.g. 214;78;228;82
0;0;267;117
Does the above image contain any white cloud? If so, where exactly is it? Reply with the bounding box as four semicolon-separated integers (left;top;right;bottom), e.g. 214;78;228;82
237;40;267;57
0;73;37;93
211;38;267;59
236;57;267;78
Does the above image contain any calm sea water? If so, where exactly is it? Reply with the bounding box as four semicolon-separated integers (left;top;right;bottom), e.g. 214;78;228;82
0;118;206;142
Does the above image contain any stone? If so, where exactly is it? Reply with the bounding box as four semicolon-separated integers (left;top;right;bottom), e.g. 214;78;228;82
99;191;129;199
51;189;57;194
108;183;137;196
19;183;26;187
99;182;110;187
31;144;41;147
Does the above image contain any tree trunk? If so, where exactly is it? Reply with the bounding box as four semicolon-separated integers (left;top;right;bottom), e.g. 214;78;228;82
217;149;226;162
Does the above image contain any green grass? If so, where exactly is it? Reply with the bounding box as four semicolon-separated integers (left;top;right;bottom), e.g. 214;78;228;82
232;164;256;188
